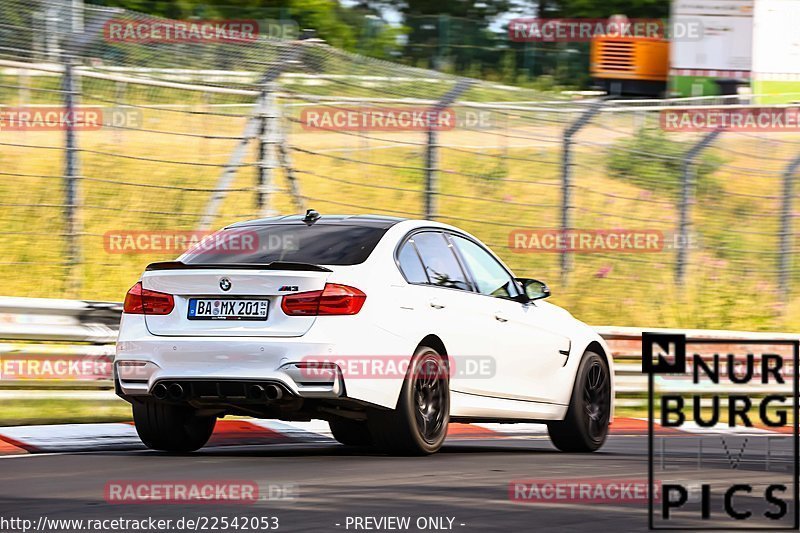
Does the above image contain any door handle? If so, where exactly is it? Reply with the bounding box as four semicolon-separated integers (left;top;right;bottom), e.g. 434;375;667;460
429;299;446;309
494;312;508;322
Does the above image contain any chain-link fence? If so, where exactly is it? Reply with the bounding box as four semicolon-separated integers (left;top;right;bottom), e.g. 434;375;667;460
2;0;800;331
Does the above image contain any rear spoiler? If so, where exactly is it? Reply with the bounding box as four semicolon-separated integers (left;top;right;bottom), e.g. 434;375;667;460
145;261;333;272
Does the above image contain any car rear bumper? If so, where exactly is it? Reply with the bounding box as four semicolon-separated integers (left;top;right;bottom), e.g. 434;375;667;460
115;314;410;409
116;334;344;399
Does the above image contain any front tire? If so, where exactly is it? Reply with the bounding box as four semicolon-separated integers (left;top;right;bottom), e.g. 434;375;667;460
367;346;450;455
132;400;216;452
548;351;611;452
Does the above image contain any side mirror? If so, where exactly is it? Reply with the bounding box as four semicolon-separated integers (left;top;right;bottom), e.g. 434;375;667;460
516;278;550;302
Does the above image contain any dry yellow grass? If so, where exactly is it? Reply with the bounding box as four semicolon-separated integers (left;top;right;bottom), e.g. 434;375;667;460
0;100;798;331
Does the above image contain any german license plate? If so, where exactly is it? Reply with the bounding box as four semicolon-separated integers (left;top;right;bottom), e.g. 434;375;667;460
188;299;269;320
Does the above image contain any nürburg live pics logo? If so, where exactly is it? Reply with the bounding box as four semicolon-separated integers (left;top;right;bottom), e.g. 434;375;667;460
643;332;799;530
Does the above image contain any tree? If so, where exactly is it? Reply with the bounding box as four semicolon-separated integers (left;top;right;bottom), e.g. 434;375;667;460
526;0;669;18
85;0;404;56
359;0;512;71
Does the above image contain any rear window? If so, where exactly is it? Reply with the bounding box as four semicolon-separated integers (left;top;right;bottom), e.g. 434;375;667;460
179;224;388;266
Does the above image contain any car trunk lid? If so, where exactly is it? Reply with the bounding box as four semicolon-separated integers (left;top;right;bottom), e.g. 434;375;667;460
141;262;331;337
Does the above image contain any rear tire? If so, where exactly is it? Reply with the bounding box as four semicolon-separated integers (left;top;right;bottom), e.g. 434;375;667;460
367;346;449;455
132;400;216;452
548;351;611;452
329;418;372;446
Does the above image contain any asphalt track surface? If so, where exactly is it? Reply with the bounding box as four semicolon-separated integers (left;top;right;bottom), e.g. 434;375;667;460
0;432;796;533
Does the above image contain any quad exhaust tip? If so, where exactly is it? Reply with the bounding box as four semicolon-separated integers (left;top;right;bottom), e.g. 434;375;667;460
247;384;283;401
248;384;266;400
167;383;185;400
152;383;168;400
153;381;285;401
265;384;283;400
247;383;283;401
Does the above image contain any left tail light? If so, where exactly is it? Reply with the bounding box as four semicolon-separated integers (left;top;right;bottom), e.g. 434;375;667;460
123;282;174;315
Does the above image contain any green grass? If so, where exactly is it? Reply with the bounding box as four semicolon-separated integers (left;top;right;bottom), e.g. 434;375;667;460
0;398;132;426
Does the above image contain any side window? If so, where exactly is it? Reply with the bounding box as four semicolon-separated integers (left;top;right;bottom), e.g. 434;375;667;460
411;232;471;291
451;235;520;299
397;240;428;284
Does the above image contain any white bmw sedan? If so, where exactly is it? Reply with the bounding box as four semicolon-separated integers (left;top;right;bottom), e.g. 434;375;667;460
115;211;613;455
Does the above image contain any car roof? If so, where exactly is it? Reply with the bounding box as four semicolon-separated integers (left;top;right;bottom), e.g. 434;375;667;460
226;213;407;230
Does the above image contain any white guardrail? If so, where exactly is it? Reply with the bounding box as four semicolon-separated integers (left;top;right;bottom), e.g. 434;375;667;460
0;297;119;388
0;297;796;400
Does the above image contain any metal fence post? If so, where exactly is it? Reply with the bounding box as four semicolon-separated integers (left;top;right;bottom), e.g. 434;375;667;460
424;126;439;220
257;81;278;217
778;154;800;301
198;96;265;230
45;6;61;62
63;57;81;296
197;42;303;229
424;79;473;220
676;129;722;285
19;67;30;106
277;101;304;212
560;99;606;285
